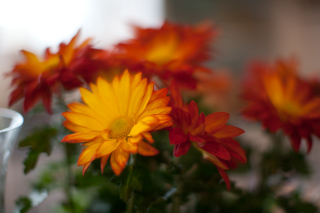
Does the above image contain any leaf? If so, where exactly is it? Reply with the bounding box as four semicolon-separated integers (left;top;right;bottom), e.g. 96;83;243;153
15;197;32;213
15;190;48;213
19;125;58;173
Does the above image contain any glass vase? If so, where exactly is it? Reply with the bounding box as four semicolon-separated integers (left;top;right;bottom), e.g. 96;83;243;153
0;108;24;212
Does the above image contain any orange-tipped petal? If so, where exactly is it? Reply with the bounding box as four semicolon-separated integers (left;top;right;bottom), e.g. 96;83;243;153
100;154;110;174
138;141;159;156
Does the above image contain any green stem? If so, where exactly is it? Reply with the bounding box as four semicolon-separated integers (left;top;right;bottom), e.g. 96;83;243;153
126;154;136;213
127;189;135;213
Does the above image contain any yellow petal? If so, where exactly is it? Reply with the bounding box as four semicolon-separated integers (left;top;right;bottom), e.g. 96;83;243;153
100;154;110;174
78;142;101;166
121;139;138;153
114;145;130;168
138;141;159;156
67;103;108;127
127;78;147;116
96;77;121;118
95;139;119;158
110;152;124;175
136;82;154;117
62;131;100;143
63;112;105;131
63;120;90;133
118;70;131;115
80;87;111;122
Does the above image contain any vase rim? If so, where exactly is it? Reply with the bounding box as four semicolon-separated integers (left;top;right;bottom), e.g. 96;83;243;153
0;108;24;133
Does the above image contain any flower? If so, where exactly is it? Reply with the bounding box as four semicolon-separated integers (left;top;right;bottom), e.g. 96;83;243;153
115;21;217;89
242;59;320;152
168;85;246;189
7;31;104;113
62;70;173;175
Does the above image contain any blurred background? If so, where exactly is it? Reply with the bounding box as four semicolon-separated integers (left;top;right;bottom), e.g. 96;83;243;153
1;0;320;212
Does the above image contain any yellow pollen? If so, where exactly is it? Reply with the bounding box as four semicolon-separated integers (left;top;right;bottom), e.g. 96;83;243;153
108;117;134;139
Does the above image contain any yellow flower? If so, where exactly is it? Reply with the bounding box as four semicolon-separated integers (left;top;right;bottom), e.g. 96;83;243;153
62;70;173;175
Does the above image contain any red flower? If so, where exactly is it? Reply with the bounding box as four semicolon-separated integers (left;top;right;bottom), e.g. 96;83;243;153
7;31;106;113
169;85;246;190
115;21;217;89
242;59;320;152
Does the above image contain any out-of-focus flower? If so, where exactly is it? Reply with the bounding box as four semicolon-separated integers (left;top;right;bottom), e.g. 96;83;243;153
242;59;320;152
62;70;172;175
168;85;246;190
6;31;106;113
115;21;217;89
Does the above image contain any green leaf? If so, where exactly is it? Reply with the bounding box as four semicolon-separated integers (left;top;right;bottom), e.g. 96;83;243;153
19;125;58;173
15;197;32;213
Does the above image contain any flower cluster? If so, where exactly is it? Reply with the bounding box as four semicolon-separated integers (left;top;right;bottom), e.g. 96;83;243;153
242;59;320;152
7;21;246;190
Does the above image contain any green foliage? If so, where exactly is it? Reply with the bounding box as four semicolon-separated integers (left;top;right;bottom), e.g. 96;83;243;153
19;125;58;173
15;197;32;213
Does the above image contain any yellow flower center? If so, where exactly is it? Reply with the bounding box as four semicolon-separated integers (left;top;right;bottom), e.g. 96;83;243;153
146;35;178;65
108;117;134;139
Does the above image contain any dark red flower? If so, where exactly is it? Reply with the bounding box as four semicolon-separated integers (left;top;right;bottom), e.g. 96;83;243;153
242;59;320;152
169;85;246;190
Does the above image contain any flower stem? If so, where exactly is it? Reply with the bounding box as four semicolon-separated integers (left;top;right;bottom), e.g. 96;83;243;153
126;154;136;213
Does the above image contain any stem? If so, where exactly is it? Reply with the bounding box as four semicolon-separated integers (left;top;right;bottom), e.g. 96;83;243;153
126;154;136;213
127;189;135;213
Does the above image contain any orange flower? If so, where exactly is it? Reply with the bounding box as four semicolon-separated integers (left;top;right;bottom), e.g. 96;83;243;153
242;59;320;152
7;31;104;113
62;70;173;175
115;21;217;89
169;85;246;189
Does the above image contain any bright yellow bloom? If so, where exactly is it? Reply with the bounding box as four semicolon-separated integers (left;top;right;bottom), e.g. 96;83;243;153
62;70;173;175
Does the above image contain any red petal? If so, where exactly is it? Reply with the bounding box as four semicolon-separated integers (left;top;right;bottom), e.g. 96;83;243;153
289;134;301;152
202;141;231;160
169;127;188;144
217;167;230;190
173;142;191;157
205;112;230;133
213;125;244;138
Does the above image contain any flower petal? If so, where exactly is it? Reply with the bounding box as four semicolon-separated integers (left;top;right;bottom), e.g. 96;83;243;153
138;141;159;156
213;125;244;138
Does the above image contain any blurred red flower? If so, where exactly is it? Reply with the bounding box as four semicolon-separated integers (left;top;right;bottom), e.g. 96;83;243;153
7;31;106;113
242;59;320;152
115;21;217;89
168;85;246;190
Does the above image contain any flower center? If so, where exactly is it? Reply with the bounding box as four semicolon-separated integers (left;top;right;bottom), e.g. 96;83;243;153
108;117;134;139
146;35;178;65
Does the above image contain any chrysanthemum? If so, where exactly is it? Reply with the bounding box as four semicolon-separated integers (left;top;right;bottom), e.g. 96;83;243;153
7;31;104;113
242;59;320;152
115;21;217;89
62;70;173;175
168;86;246;189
